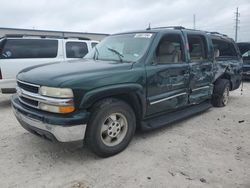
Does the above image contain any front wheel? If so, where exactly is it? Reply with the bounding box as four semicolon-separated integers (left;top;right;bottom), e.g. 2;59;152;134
212;79;230;107
85;98;136;157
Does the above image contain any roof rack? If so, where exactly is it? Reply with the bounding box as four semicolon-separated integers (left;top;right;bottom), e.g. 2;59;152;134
149;26;186;30
4;34;90;40
5;34;63;39
64;36;90;40
206;31;228;38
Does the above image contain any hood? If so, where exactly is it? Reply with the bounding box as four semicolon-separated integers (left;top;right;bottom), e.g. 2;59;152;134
17;59;133;87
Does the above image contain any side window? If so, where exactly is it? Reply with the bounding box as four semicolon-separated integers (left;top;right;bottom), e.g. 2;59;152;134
91;42;98;48
212;39;238;59
187;35;208;62
66;42;88;58
155;34;184;64
0;39;58;59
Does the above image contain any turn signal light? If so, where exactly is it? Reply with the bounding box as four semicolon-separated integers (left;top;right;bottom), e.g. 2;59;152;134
39;103;75;114
59;106;75;113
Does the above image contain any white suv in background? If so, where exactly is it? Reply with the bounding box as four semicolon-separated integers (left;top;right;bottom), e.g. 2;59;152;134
0;35;99;93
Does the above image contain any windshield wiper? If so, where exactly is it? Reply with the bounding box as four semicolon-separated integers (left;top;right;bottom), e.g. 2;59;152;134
94;46;99;60
107;47;124;62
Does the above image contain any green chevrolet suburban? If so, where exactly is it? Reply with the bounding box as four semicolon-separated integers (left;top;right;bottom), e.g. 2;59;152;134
11;27;243;157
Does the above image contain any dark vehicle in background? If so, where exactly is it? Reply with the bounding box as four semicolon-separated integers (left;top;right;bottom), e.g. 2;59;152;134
11;27;243;157
237;42;250;80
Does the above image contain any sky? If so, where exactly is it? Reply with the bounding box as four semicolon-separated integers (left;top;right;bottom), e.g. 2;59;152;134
0;0;249;42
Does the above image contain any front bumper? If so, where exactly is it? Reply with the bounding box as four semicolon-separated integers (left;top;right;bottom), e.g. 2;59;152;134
11;95;89;142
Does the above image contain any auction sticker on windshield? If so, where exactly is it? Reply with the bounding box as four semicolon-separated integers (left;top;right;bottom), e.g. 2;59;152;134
134;33;152;38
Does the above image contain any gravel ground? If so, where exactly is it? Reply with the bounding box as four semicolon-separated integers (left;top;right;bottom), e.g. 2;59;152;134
0;83;250;188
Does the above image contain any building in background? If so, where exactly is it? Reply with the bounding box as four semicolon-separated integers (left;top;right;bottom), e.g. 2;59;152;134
0;27;108;41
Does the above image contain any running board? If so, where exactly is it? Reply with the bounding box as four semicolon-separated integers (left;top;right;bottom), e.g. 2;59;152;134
141;101;212;131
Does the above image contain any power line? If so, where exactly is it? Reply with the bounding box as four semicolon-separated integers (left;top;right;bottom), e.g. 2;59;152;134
235;7;240;42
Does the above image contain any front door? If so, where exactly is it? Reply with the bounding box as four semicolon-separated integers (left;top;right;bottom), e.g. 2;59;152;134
146;32;189;115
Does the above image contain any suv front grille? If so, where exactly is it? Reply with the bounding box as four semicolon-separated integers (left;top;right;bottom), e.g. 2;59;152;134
17;80;39;93
17;80;40;108
19;96;39;107
16;80;74;111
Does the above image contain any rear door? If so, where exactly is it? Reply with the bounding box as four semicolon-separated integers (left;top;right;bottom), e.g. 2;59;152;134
146;31;190;115
185;32;214;104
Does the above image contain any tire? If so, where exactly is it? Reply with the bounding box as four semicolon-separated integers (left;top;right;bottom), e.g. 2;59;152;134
85;98;136;157
212;79;230;107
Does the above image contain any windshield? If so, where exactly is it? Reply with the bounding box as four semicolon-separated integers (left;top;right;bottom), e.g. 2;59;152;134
85;33;154;63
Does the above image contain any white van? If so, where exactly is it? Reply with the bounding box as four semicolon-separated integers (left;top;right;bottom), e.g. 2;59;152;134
0;35;99;93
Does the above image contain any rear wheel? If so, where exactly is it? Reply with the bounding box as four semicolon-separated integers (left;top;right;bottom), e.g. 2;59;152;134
212;79;230;107
85;98;136;157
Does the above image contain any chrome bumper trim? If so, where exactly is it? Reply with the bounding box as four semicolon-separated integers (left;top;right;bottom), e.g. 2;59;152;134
14;109;87;142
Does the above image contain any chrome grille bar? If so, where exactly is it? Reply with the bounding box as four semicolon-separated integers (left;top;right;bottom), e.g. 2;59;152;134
16;87;73;106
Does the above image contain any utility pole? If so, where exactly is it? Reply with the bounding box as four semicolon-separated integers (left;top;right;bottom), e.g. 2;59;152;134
235;7;240;42
193;14;196;29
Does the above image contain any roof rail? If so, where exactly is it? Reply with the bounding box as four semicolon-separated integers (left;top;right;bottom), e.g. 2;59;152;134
63;36;90;40
4;34;63;39
4;34;90;40
149;26;186;30
206;31;228;37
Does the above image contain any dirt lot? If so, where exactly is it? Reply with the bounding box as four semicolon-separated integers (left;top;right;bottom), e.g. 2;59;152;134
0;83;250;188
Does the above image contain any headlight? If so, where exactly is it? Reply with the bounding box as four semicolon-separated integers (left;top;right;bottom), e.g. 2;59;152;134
39;103;75;114
38;86;74;113
39;86;73;98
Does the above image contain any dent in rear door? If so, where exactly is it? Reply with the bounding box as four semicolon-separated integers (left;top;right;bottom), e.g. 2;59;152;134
186;33;214;104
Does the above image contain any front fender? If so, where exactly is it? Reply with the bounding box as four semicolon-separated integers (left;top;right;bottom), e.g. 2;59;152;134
79;83;147;117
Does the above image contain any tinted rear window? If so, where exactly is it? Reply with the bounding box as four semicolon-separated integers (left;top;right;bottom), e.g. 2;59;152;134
0;39;58;59
212;39;238;59
66;42;88;58
187;35;208;62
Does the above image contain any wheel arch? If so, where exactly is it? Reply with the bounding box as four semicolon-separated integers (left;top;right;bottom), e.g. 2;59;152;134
214;73;233;90
80;84;147;122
